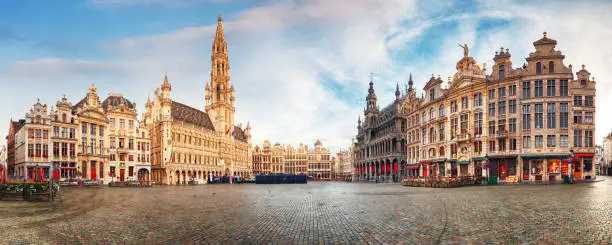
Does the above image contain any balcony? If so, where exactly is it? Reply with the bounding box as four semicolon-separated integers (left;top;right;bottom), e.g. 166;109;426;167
456;133;472;142
495;130;508;139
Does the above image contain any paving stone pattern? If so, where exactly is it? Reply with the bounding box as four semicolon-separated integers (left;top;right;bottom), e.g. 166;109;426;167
1;177;611;244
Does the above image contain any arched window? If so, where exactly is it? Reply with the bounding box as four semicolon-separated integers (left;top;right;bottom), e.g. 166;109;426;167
549;61;554;73
429;107;435;119
439;104;444;117
499;64;505;80
217;85;222;101
439;146;445;156
536;62;542;74
62;113;66;123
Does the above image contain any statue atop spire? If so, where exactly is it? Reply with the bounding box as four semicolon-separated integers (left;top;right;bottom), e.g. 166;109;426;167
459;44;469;57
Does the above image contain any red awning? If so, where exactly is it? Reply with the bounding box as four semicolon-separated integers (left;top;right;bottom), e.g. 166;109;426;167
407;165;419;170
574;153;594;158
420;161;432;165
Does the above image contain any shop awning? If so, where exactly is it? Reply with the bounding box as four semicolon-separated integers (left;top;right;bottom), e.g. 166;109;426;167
471;157;486;161
431;158;447;163
457;161;470;165
420;161;432;165
574;153;594;158
447;159;457;163
520;154;571;160
407;165;419;170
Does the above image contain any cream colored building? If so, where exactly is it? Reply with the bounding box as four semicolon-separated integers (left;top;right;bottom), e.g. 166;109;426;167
252;140;332;180
146;15;252;185
336;148;353;181
50;96;78;180
103;93;151;182
73;85;109;181
355;32;597;183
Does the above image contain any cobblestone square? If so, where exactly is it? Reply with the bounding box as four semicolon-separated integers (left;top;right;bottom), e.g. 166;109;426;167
1;177;611;244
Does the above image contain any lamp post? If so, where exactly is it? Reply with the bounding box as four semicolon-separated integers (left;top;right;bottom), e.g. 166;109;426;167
568;148;575;184
482;154;489;185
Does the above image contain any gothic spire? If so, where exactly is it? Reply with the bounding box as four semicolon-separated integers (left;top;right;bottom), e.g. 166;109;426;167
214;14;225;45
408;73;414;92
162;74;171;91
395;82;400;99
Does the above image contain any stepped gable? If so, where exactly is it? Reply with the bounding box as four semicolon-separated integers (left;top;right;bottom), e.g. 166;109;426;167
171;101;214;130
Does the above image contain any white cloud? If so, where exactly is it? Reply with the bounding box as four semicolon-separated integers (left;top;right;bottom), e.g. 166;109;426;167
2;0;612;152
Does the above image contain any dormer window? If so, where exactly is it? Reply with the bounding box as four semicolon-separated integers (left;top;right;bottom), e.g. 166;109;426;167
429;88;435;101
581;80;586;88
536;62;542;74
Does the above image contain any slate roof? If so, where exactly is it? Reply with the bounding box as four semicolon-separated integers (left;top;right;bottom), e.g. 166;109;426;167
233;125;247;142
533;36;557;46
171;101;215;130
102;95;135;111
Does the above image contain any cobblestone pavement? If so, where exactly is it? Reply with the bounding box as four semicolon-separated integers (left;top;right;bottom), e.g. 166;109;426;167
1;177;611;245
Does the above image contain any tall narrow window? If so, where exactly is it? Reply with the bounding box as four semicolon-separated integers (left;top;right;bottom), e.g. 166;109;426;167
585;130;593;147
549;61;554;73
509;118;517;132
560;103;569;128
536;62;542;74
522;105;531;130
547;103;556;128
535;135;543;148
499;64;505;80
439;123;445;141
522;81;531;98
535;104;543;129
509;100;516;114
499;101;506;115
460;114;468;134
489;120;496;135
560;80;569;96
474;112;483;136
534;80;543;97
430;88;435;101
489;103;496;116
439;104;445;117
574;129;582;147
547;80;555;97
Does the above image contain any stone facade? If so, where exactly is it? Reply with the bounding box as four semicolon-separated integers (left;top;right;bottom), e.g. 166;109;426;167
603;133;612;176
252;140;332;180
14;100;53;180
145;15;252;185
73;85;110;181
353;76;412;183
103;93;151;183
353;32;597;183
50;96;78;180
335;148;353;181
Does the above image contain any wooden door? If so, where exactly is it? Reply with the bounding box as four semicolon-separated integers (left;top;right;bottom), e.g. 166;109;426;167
499;163;507;180
120;169;125;182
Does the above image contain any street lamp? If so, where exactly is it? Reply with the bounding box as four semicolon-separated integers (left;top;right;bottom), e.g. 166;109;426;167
567;147;575;184
482;153;489;185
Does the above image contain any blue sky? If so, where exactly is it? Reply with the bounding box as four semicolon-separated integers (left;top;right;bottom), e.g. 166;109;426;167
1;0;612;152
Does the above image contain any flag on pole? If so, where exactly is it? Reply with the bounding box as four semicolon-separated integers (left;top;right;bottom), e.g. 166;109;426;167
231;130;235;136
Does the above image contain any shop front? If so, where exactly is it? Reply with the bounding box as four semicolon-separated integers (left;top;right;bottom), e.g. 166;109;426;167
573;153;595;180
487;157;517;181
521;154;571;183
406;164;419;177
472;157;485;178
448;160;457;177
457;161;470;177
419;161;432;177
